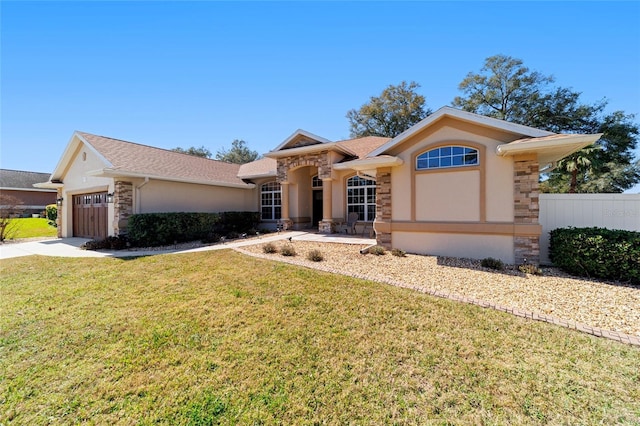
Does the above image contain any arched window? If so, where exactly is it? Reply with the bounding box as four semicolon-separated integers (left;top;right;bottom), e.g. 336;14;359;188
311;175;322;188
346;176;376;221
261;182;281;220
416;146;479;170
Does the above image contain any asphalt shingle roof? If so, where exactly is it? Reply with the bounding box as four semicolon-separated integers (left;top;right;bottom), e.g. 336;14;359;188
77;132;249;187
0;169;54;190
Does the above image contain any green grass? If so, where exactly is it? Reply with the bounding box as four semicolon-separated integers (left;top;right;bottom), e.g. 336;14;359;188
1;251;639;424
4;218;57;239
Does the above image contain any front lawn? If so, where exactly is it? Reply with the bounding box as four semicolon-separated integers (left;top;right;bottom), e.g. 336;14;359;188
1;251;638;424
3;217;57;240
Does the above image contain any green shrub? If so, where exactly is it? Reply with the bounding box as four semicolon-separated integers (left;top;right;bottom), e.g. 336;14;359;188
367;245;386;255
391;248;406;257
307;249;324;262
280;244;296;257
127;211;259;247
81;235;129;251
550;227;640;284
45;204;57;222
201;233;221;244
481;257;504;271
262;242;277;254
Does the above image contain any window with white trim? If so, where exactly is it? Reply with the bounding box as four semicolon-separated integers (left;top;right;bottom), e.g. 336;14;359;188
311;175;322;188
346;176;376;221
261;182;281;220
416;146;479;170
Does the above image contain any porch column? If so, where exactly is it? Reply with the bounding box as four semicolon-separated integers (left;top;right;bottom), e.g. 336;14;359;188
318;178;334;233
113;181;133;236
374;168;392;248
279;182;293;230
513;155;541;265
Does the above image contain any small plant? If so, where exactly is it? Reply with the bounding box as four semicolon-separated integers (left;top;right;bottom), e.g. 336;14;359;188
519;263;543;275
280;244;296;257
307;249;324;262
391;248;406;257
481;257;504;271
367;245;386;256
262;242;277;254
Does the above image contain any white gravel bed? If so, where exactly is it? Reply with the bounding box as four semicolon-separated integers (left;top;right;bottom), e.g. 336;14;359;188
237;241;640;338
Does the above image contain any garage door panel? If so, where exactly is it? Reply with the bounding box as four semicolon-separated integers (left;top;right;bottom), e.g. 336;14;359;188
72;192;108;239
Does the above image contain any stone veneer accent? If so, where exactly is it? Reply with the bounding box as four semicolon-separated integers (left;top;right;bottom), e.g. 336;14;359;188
375;169;392;248
277;152;334;233
113;181;133;236
277;152;332;183
513;157;540;265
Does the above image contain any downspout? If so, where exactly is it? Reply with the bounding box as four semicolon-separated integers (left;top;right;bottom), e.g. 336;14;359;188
135;177;150;213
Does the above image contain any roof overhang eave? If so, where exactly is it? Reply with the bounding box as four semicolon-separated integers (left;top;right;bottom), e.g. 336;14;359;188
33;182;64;189
496;134;603;157
265;142;356;159
496;133;603;171
89;169;256;189
237;171;277;180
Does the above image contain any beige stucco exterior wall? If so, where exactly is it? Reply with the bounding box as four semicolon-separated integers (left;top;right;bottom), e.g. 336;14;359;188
393;231;515;264
415;171;480;221
59;143;113;237
382;119;526;263
134;179;254;214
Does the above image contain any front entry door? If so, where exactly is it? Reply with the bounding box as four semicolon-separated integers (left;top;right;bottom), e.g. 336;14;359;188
312;190;323;228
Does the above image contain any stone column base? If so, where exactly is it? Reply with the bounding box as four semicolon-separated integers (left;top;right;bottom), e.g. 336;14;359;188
514;236;540;265
318;220;334;234
277;219;293;231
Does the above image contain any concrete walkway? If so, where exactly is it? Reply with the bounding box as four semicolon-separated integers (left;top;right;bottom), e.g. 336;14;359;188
0;232;375;260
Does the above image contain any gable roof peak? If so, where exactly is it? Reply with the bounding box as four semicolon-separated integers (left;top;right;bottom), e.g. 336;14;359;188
368;106;555;157
270;129;332;152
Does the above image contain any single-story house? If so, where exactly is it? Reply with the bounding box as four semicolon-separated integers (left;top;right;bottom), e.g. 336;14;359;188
36;107;601;264
0;169;57;216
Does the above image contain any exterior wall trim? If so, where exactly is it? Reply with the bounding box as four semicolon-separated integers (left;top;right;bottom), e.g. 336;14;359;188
391;221;541;236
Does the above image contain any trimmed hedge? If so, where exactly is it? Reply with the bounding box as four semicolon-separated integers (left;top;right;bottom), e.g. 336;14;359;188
549;227;640;284
127;211;260;247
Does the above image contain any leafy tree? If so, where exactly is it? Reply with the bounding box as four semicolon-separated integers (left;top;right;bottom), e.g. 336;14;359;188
215;139;260;164
453;55;553;121
347;81;431;138
453;54;640;193
171;145;212;158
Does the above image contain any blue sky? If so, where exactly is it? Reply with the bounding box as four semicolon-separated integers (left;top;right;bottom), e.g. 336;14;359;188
2;1;640;191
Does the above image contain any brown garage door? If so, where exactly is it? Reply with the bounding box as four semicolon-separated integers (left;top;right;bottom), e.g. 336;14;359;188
73;192;108;239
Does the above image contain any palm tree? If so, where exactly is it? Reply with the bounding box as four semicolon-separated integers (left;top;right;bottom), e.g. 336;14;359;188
557;144;602;193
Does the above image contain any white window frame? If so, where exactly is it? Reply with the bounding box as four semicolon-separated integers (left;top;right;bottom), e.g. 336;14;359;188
261;181;281;221
416;145;479;170
346;175;376;222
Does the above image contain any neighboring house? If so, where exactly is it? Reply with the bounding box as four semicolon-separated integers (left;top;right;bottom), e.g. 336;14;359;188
37;107;601;264
0;169;57;216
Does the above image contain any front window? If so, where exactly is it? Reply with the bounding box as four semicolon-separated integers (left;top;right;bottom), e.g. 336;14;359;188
261;182;281;220
346;176;376;221
416;146;479;170
312;175;322;188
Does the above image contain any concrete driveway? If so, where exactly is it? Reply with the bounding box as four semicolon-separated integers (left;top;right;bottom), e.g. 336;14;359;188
0;232;375;260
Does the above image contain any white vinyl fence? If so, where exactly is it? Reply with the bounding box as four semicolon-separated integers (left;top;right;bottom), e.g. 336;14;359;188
539;194;640;264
